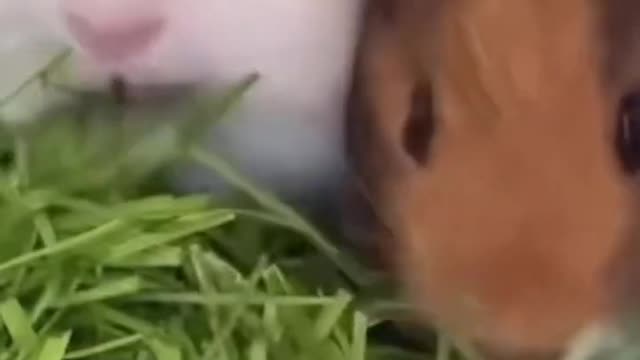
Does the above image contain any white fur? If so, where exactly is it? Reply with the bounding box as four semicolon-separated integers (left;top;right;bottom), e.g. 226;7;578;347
0;0;363;201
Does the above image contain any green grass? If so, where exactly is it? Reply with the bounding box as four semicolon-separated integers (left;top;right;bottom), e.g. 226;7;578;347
0;52;442;360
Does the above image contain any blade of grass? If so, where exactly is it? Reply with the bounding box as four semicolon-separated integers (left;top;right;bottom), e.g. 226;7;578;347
0;220;128;274
104;246;183;268
0;50;71;107
63;334;143;359
103;211;234;261
7;231;38;295
30;268;63;323
436;334;453;360
247;338;267;360
36;309;66;338
178;73;259;147
89;305;159;336
124;292;342;306
34;212;57;246
36;331;72;360
351;312;368;360
56;276;144;307
313;290;352;342
146;338;182;360
0;298;38;351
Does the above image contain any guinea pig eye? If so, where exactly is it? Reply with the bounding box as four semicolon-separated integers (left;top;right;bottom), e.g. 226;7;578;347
402;84;435;165
616;91;640;173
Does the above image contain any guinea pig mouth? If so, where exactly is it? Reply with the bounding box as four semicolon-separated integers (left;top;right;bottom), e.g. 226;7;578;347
107;75;197;106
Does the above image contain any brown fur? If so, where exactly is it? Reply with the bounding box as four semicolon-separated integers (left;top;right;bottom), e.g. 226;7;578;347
346;0;640;358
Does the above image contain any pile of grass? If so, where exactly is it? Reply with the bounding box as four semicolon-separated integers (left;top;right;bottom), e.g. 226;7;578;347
0;54;442;360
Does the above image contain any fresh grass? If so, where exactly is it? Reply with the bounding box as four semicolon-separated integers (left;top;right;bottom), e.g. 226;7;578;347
0;52;442;360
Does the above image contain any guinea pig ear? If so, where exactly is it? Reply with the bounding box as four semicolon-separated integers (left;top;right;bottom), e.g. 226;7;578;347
345;3;436;185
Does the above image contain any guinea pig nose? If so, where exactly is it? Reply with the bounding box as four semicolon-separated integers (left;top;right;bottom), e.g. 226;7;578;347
64;13;166;61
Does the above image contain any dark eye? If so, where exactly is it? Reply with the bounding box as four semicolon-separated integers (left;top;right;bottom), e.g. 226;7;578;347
616;91;640;173
402;84;436;165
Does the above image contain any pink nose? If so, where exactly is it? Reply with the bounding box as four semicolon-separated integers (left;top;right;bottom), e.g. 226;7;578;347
65;13;166;61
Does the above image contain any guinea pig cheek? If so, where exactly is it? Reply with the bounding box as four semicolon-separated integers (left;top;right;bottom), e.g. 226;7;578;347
390;135;633;352
393;173;494;339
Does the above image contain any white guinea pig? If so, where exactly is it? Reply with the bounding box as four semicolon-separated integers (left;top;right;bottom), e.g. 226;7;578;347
1;0;363;209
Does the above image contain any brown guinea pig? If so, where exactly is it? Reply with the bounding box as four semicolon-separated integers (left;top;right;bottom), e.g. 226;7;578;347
345;0;640;358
